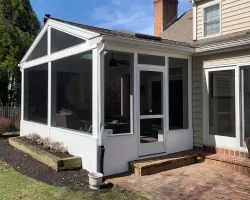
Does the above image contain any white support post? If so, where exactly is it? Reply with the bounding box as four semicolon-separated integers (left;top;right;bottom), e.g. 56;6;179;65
99;50;105;144
48;27;51;55
47;27;51;138
92;48;99;139
48;62;51;137
20;68;24;135
165;56;169;152
165;56;169;133
188;57;193;131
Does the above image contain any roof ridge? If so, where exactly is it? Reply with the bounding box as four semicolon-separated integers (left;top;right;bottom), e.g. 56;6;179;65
49;17;131;35
47;16;192;48
163;9;193;32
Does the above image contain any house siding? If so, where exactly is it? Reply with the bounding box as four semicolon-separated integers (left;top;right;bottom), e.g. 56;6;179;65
196;0;250;40
192;49;250;147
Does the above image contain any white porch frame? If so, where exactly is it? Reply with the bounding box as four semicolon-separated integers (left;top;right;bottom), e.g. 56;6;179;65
103;45;193;158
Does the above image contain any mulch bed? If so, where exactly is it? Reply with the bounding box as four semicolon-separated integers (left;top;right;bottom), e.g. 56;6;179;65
0;137;112;192
19;137;72;158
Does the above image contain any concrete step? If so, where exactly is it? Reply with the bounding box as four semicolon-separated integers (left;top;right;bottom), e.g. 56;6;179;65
128;150;204;176
205;153;250;176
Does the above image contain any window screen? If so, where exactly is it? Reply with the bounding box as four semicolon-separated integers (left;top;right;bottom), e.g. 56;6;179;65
27;31;47;61
51;28;85;53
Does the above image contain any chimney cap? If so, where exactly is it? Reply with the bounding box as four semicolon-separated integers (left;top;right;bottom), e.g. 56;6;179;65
43;14;51;25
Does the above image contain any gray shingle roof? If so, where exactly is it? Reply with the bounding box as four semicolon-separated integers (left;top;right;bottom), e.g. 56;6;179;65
49;17;192;48
160;9;250;48
193;29;250;47
160;10;193;44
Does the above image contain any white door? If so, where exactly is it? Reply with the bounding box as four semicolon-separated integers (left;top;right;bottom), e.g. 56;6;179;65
137;66;166;156
204;67;237;149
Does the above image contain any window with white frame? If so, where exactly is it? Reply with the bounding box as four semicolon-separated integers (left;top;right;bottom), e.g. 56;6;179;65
208;70;235;137
204;3;220;37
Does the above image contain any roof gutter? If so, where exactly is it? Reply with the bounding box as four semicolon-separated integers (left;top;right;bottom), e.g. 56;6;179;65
101;35;195;55
188;0;202;3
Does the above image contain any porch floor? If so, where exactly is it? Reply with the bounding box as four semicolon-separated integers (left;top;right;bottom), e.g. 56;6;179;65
107;163;250;200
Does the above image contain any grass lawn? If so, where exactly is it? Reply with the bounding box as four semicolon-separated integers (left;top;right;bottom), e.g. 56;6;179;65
0;162;145;200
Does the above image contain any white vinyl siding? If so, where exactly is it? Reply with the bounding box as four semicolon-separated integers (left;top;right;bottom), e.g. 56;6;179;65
204;4;220;37
196;0;250;40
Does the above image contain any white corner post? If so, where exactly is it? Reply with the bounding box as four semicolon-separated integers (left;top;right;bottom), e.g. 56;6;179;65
99;45;105;146
92;43;105;142
47;27;52;137
92;48;99;139
92;43;105;173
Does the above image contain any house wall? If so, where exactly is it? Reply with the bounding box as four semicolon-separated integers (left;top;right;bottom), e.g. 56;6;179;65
196;0;250;40
192;49;250;147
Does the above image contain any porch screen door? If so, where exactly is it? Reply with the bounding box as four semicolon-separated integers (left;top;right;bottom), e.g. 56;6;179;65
138;67;165;156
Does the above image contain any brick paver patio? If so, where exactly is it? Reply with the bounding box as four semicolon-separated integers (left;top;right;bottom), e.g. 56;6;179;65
108;163;250;200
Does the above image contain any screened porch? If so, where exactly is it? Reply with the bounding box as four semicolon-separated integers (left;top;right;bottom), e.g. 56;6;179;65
19;18;194;175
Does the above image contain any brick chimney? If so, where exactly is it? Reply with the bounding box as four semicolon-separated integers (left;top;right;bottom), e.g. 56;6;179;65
153;0;178;36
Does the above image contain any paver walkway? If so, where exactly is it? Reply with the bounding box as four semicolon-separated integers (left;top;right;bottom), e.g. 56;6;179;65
108;163;250;200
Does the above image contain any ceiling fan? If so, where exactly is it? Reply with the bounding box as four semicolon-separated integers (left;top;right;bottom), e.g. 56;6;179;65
108;52;130;68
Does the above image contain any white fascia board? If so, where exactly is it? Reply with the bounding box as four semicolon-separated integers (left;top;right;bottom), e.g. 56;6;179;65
195;38;250;53
102;35;195;55
189;0;202;2
20;19;100;64
19;43;97;69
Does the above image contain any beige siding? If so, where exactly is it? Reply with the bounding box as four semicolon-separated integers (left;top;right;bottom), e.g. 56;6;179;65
196;0;250;40
192;49;250;147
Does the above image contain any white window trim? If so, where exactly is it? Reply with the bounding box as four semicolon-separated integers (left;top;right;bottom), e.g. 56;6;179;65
202;0;222;39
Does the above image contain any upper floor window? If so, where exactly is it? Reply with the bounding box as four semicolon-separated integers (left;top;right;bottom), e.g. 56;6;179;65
204;4;220;37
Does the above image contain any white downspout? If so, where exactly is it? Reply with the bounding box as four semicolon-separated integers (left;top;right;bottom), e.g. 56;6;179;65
96;41;105;175
192;1;197;41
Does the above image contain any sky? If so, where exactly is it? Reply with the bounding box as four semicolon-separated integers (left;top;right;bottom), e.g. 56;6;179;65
30;0;192;35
